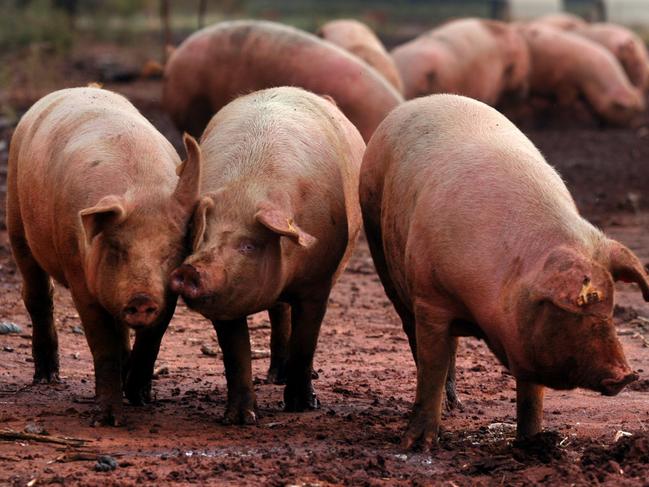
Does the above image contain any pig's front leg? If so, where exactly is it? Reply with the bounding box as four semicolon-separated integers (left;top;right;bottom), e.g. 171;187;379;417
403;302;453;450
77;302;128;426
283;290;330;411
516;379;544;438
213;317;257;425
124;301;176;405
267;302;291;384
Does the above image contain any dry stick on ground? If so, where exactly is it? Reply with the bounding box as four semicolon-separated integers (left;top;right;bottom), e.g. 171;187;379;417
0;429;90;447
52;451;122;464
0;454;20;461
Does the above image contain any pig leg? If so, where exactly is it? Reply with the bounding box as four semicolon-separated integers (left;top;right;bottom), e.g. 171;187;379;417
283;290;330;411
267;302;291;385
363;218;417;360
444;338;461;411
403;302;453;450
76;301;128;426
213;317;257;425
124;301;176;405
365;219;461;411
7;225;59;383
516;380;545;438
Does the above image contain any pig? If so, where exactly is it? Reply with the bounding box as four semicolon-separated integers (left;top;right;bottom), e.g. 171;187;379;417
534;12;588;30
572;23;649;91
390;18;531;104
162;19;403;142
169;87;365;424
317;19;404;94
7;87;201;424
359;93;646;449
519;23;645;125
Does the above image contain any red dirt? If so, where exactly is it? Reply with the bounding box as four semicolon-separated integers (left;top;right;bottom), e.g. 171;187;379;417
1;50;649;486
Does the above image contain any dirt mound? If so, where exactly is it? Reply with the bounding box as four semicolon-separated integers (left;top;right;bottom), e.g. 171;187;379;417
582;433;649;481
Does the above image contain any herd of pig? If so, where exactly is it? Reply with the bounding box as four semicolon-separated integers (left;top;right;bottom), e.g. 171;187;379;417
164;14;649;133
6;14;649;452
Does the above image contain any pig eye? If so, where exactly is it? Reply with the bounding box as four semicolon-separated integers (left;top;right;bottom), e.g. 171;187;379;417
238;239;259;255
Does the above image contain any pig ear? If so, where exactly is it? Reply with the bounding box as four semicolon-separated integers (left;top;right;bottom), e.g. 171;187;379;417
531;248;613;315
191;194;215;252
79;195;128;245
255;207;316;248
607;239;649;301
174;133;201;209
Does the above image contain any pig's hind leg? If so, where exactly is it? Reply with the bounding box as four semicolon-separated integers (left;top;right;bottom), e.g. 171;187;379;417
364;217;462;411
283;289;330;411
363;218;418;360
7;210;59;384
445;338;463;411
403;302;454;450
267;302;291;384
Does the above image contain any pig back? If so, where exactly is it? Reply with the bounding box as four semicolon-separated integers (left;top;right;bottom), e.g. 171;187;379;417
365;95;594;312
392;19;516;104
163;20;403;142
318;19;404;94
522;24;630;95
200;87;365;281
10;88;181;280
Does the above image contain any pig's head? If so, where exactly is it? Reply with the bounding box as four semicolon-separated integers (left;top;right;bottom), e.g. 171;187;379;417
79;135;201;329
616;40;644;87
483;21;531;97
503;31;532;97
513;242;648;395
169;187;316;320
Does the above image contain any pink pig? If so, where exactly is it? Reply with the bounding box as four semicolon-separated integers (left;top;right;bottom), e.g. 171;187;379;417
360;94;646;449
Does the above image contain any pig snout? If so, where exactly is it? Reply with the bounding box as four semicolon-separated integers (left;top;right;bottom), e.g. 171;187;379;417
170;264;208;300
600;370;639;396
122;293;161;328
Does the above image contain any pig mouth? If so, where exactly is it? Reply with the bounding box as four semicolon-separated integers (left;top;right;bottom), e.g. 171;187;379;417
598;372;639;396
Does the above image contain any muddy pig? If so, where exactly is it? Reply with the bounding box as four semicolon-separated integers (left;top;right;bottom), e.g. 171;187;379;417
7;87;201;424
359;94;646;449
169;87;364;424
519;23;645;125
162;19;403;142
317;19;404;94
572;23;649;91
390;18;530;104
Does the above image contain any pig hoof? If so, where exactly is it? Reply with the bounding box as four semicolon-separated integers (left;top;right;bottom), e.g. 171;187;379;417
32;370;61;384
90;407;125;427
283;385;320;412
124;380;153;406
444;394;464;412
222;407;257;426
266;365;287;385
402;410;439;451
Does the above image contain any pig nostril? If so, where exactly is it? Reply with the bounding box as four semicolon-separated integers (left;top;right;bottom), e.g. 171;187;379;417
125;306;137;316
145;306;157;315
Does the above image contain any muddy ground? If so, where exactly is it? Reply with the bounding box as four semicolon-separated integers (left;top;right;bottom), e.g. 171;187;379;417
1;45;649;486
